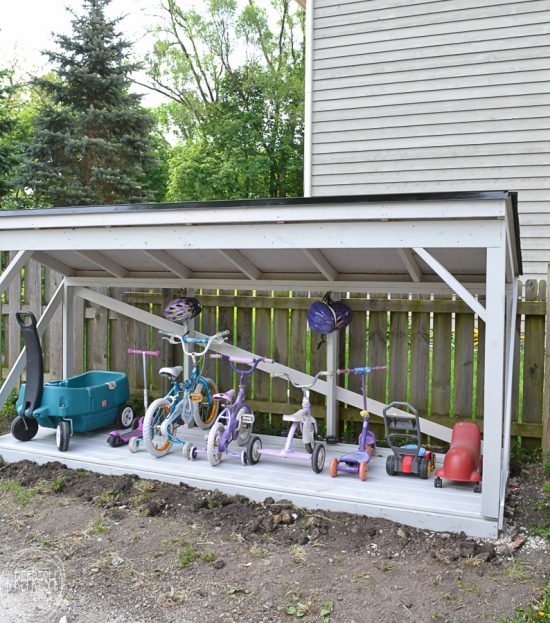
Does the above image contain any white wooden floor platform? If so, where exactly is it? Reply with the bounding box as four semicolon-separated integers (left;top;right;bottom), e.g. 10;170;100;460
0;428;497;538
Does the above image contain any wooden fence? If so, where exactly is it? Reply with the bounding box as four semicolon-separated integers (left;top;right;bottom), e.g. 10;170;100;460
0;252;547;447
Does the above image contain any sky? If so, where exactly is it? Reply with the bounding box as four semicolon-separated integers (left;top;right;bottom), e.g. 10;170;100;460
0;0;167;106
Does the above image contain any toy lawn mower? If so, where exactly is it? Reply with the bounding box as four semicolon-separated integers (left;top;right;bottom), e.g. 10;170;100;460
383;401;435;479
434;421;482;493
11;312;133;452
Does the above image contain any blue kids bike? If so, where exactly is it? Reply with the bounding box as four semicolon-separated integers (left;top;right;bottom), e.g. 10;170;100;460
141;330;229;458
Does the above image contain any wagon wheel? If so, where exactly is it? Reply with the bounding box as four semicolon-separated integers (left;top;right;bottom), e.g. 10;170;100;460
11;416;38;442
56;420;71;452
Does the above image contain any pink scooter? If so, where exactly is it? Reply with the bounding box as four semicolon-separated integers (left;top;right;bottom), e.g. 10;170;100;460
106;348;159;448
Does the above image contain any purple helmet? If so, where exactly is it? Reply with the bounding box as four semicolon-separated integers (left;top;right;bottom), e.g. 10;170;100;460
307;294;352;335
163;297;202;323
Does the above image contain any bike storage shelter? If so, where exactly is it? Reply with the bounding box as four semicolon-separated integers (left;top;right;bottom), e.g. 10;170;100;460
0;192;521;537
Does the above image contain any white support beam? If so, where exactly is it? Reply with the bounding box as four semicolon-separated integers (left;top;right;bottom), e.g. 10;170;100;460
74;287;188;336
0;282;64;410
143;250;191;279
303;249;338;281
33;252;75;277
413;247;487;322
75;251;128;278
0;250;32;298
325;319;339;439
218;250;262;280
65;276;488;296
2;220;504;251
397;249;423;282
481;244;507;519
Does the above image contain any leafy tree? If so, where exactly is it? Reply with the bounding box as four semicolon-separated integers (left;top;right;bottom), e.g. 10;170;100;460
0;69;19;199
20;0;158;207
147;0;304;200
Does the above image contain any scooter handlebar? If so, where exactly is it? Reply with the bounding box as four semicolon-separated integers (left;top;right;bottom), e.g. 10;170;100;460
127;348;160;357
337;365;387;375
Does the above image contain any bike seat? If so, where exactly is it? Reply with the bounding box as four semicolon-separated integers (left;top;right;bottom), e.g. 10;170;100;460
159;366;184;380
213;389;235;403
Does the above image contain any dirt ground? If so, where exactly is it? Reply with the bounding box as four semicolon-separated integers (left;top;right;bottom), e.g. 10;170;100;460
0;456;548;623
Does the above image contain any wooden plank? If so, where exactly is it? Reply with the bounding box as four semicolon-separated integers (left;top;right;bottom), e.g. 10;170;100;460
217;289;235;393
8;252;22;372
200;288;218;390
389;294;408;402
544;266;550;462
71;289;85;375
453;312;475;419
475;313;485;421
253;291;272;430
522;279;546;448
289;291;308;404
45;269;63;380
85;287;109;372
110;287;132;387
309;292;327;413
367;294;387;402
431;295;452;418
271;291;290;429
511;282;523;425
409;294;430;415
345;294;366;439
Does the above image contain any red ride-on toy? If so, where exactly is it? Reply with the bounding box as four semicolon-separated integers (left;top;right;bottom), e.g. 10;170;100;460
434;421;482;493
383;402;435;479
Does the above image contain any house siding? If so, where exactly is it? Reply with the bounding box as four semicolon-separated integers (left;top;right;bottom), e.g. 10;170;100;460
309;0;550;279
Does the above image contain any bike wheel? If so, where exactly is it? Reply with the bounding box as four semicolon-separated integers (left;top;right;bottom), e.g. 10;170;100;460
193;378;219;430
142;398;173;458
207;421;225;466
311;443;326;474
236;406;254;446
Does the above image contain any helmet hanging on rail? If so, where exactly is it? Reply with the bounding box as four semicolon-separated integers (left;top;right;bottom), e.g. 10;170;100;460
307;293;352;338
163;297;202;323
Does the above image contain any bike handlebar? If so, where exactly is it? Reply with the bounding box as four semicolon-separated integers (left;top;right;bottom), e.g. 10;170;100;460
159;330;229;357
210;354;273;375
337;365;387;375
127;348;160;357
272;370;330;389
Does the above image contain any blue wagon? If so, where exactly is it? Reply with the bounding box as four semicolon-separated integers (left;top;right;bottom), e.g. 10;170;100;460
11;312;133;451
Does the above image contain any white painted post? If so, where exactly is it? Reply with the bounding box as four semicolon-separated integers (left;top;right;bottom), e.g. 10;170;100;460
482;244;507;519
325;328;339;441
183;318;193;379
63;281;74;378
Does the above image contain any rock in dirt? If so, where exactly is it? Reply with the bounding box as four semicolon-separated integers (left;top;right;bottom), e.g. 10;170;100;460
213;559;225;569
145;500;164;516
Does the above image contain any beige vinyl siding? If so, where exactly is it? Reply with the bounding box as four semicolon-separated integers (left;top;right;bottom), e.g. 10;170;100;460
310;0;550;279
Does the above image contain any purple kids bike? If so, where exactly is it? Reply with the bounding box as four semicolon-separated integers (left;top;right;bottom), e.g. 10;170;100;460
184;354;272;466
329;365;387;481
245;370;329;473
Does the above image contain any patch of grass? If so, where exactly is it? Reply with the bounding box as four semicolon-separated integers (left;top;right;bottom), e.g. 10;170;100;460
290;544;307;564
86;515;110;536
503;579;550;622
131;479;158;505
0;390;17;434
97;489;121;505
177;542;200;568
504;561;532;583
50;475;67;493
0;480;35;506
201;551;216;563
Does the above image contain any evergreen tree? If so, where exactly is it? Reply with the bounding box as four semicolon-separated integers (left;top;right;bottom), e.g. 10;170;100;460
20;0;157;206
0;70;18;200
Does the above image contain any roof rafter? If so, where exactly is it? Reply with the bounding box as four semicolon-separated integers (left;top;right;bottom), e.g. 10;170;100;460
75;251;128;278
143;250;192;279
218;250;262;280
303;249;338;281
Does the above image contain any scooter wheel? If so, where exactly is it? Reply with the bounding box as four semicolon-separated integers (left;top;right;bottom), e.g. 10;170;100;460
311;443;326;474
56;421;71;452
128;437;140;453
473;482;482;493
358;461;368;481
434;477;443;489
329;458;339;478
107;434;124;448
240;450;248;466
11;415;38;442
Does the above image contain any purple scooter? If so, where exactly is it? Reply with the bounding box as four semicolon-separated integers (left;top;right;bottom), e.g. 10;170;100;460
245;370;329;473
106;348;160;448
329;365;387;481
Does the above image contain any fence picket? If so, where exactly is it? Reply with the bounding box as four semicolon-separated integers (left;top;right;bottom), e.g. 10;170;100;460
453;313;475;419
432;295;452;418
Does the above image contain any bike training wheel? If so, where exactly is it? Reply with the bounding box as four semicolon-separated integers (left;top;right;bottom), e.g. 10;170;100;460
311;443;326;474
236;407;253;446
207;421;225;466
303;422;315;454
182;442;195;460
11;415;38;442
329;457;339;478
358;461;368;481
192;378;219;430
114;404;134;429
246;436;262;465
128;436;140;453
56;420;71;452
142;398;173;458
